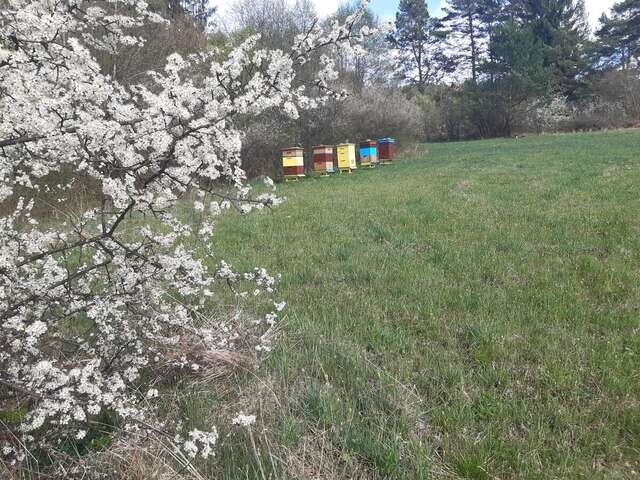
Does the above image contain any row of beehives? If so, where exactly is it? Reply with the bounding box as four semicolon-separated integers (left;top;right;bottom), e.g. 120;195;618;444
282;138;397;180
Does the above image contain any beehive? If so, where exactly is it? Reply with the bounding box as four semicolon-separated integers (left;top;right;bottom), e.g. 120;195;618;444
282;147;305;180
378;138;396;164
312;145;335;175
337;143;357;173
359;140;378;167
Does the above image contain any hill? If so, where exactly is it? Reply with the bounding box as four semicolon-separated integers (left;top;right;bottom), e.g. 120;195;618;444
211;130;640;479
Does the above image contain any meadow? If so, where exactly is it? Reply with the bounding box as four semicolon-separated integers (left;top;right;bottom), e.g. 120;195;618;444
203;130;640;479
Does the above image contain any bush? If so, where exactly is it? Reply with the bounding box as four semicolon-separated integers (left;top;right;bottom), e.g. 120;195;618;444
0;1;371;477
335;88;425;144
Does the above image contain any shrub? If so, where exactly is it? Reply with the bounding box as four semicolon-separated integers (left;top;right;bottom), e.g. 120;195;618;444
0;0;371;476
336;87;425;144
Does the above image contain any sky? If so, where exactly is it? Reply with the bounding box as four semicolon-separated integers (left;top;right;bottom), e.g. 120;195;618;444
367;0;617;26
212;0;617;30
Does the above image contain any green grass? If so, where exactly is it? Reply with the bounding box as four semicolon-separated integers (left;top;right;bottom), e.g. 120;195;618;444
211;130;640;479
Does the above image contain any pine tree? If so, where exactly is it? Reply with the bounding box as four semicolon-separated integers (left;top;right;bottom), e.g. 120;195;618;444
389;0;453;92
443;0;488;83
469;20;551;137
509;0;590;96
595;0;640;70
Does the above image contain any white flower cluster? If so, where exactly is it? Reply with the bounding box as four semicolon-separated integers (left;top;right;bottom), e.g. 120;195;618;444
0;0;371;471
232;413;257;428
177;428;219;459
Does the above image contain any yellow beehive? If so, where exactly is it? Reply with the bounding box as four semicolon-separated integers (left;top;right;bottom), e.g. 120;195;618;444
336;143;356;173
282;147;305;181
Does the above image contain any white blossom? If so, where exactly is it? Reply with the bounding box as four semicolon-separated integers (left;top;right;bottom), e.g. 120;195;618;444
263;176;276;191
0;0;371;471
146;389;159;399
232;413;257;428
180;428;219;459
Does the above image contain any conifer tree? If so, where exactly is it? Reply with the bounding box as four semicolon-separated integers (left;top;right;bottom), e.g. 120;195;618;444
389;0;453;91
595;0;640;70
510;0;589;96
443;0;488;83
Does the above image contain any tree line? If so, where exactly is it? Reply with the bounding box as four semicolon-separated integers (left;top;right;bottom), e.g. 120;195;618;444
391;0;640;139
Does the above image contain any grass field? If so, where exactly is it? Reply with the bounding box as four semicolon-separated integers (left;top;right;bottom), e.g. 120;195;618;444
209;130;640;479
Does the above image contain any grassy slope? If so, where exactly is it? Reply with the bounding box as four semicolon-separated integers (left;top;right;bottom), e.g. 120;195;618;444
212;130;640;479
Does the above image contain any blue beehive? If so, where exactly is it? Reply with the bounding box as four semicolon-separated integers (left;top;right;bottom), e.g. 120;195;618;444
359;140;378;168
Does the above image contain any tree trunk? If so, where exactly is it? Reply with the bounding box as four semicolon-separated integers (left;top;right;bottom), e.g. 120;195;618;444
468;10;477;83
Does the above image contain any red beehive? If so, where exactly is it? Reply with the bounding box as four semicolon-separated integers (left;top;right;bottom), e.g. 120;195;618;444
312;145;335;175
378;138;396;164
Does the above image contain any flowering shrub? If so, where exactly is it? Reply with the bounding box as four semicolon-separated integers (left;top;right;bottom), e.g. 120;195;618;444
0;0;371;474
518;95;572;133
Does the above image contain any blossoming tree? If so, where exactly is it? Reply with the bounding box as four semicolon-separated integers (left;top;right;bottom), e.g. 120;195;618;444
0;0;370;473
